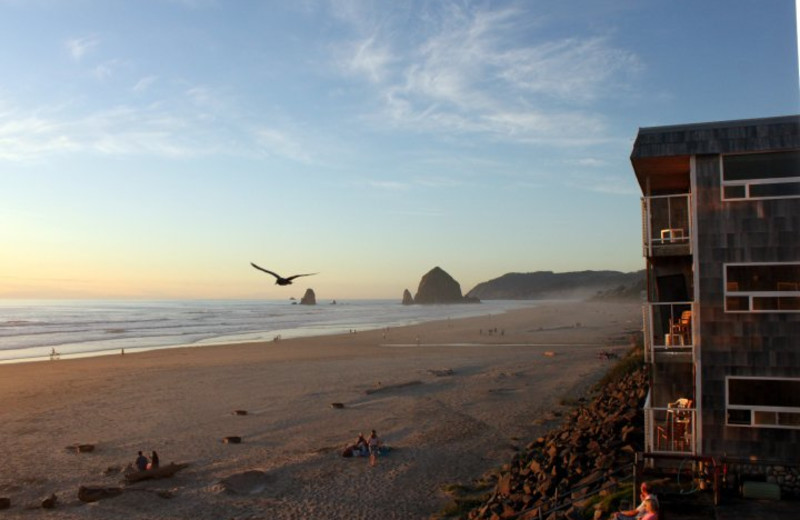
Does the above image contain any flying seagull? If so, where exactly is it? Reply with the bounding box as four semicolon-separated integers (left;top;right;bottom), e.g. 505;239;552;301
250;262;318;286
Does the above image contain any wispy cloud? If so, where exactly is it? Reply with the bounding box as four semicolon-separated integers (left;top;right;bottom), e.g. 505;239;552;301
0;101;219;161
342;35;393;83
332;2;640;145
366;180;409;191
66;36;99;61
569;157;609;168
133;76;158;93
386;208;445;218
254;127;312;163
413;176;463;188
0;109;80;161
565;172;639;195
361;175;463;192
0;82;324;163
165;0;218;7
496;37;640;103
93;59;120;80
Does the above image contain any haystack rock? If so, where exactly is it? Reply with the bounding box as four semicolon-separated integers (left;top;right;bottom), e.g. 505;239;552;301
413;267;479;304
402;289;414;305
300;289;316;305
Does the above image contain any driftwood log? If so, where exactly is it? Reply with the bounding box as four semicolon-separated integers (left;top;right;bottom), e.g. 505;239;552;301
364;380;422;395
64;443;95;453
124;462;188;484
78;486;123;503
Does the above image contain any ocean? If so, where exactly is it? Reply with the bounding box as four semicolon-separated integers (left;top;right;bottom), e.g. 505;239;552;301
0;299;538;364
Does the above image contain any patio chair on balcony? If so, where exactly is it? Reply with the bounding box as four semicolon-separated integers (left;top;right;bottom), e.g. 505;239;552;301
673;310;692;344
666;311;691;346
655;423;689;451
655;398;693;452
656;424;669;450
670;398;693;450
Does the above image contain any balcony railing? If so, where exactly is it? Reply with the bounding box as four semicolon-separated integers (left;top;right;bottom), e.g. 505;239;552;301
642;194;692;257
644;302;694;362
645;395;696;454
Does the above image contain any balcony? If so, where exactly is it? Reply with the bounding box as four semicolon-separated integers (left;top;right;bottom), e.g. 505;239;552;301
642;194;692;257
643;302;693;363
645;392;696;454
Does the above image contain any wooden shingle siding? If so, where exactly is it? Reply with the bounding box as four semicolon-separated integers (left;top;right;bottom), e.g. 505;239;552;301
634;114;800;463
694;134;800;459
631;115;800;159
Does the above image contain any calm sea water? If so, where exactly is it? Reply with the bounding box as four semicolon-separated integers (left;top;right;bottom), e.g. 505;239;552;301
0;299;537;364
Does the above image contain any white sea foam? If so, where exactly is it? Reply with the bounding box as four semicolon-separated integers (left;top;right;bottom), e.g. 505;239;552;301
0;299;538;363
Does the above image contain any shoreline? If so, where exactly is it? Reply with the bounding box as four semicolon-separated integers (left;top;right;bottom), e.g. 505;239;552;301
0;300;641;519
0;299;540;365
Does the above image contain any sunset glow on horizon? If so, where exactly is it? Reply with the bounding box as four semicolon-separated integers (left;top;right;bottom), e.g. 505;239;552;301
2;1;798;300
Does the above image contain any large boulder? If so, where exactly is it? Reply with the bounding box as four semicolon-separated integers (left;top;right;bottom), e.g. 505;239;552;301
402;289;414;305
414;267;477;304
300;289;316;305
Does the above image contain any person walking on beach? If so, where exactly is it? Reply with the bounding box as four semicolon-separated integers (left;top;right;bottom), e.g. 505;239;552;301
148;450;160;470
368;429;382;467
135;451;149;472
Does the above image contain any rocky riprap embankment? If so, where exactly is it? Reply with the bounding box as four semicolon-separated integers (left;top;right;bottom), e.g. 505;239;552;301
467;366;648;520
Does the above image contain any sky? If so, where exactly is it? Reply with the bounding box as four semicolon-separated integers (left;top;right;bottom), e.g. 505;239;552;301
1;0;798;300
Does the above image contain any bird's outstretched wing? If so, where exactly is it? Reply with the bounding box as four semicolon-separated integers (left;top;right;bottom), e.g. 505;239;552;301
285;273;318;281
250;262;281;279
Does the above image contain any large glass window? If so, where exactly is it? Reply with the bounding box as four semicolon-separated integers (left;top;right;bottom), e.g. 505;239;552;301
722;151;800;201
727;377;800;429
725;263;800;312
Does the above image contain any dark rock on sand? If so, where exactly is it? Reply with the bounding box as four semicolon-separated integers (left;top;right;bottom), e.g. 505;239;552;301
0;497;10;510
218;470;271;495
300;288;316;305
41;494;57;509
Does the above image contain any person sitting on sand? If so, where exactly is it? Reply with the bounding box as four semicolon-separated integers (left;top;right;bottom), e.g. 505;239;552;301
147;450;160;470
611;482;658;519
354;433;368;457
135;451;149;472
368;429;382;467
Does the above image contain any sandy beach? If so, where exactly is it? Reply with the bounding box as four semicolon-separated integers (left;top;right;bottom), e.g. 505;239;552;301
0;300;640;519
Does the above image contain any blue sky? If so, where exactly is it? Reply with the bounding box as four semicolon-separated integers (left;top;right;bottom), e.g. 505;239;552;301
1;0;798;299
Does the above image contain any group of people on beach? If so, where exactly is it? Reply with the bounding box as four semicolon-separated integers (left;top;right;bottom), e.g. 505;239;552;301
134;450;160;472
342;430;383;466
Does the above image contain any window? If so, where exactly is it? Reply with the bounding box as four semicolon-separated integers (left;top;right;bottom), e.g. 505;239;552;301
721;151;800;201
724;263;800;313
727;377;800;429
